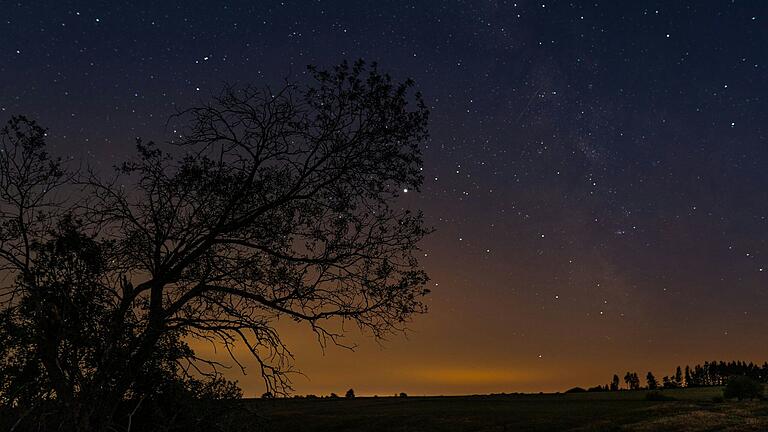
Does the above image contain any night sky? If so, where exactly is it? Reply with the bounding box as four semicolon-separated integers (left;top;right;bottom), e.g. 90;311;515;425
3;1;768;396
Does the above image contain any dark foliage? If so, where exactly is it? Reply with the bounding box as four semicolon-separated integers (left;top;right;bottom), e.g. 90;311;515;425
0;60;429;431
686;361;768;387
662;376;676;389
610;374;620;391
624;372;641;390
723;376;764;401
595;360;768;392
646;372;658;390
0;217;246;431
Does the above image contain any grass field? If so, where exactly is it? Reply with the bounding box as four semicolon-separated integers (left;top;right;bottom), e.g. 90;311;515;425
255;387;768;431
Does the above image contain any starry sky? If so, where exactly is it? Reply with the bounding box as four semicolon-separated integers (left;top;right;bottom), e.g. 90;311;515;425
2;0;768;396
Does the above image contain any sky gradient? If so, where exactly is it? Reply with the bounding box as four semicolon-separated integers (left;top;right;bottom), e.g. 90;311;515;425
2;0;768;395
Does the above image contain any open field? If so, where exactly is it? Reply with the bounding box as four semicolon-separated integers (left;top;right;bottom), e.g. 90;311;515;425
255;387;768;431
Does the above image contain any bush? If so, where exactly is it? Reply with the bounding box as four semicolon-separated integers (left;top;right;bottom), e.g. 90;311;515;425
345;388;355;399
645;391;676;401
723;375;764;401
399;392;408;398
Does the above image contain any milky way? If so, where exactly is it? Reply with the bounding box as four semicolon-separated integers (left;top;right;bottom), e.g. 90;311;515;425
2;0;767;395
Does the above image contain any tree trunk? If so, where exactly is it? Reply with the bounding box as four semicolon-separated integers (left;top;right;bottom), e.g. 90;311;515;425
72;391;122;432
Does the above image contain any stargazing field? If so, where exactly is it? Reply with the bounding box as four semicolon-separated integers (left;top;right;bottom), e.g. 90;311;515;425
255;388;768;432
3;1;768;431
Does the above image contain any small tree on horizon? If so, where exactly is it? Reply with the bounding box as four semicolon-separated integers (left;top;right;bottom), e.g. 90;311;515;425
610;374;620;391
674;366;683;387
662;376;676;389
345;388;355;399
646;372;658;390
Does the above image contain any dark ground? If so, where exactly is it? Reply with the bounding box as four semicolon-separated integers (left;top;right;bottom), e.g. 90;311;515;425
254;387;768;431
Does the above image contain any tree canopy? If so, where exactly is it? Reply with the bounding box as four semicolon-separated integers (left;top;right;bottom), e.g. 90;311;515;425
0;60;430;431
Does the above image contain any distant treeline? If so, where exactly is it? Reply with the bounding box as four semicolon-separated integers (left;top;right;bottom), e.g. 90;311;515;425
573;361;768;393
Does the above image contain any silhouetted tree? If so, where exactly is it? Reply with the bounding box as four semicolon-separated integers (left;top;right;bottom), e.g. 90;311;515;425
646;372;658;390
689;364;703;387
0;60;430;431
589;361;768;393
610;374;620;391
345;388;355;399
0;215;244;431
763;363;768;382
662;376;673;389
621;372;640;390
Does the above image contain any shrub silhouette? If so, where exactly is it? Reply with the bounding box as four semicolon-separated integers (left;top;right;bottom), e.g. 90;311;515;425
723;375;764;401
345;388;355;399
